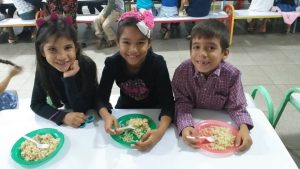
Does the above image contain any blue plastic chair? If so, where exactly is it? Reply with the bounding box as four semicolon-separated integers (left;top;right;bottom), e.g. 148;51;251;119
250;85;300;128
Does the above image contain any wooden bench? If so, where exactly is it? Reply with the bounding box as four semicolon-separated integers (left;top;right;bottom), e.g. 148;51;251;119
0;11;42;28
0;18;35;27
76;10;231;23
0;10;234;44
76;10;234;44
224;4;300;44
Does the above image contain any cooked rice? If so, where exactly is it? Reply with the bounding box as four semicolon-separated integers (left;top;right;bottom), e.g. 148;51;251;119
199;126;235;151
20;134;60;161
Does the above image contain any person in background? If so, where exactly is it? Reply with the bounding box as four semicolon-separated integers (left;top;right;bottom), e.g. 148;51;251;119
77;0;103;15
97;11;174;151
178;0;188;16
30;14;98;127
12;0;42;41
247;0;274;33
184;0;212;39
94;0;124;49
172;20;253;151
0;59;22;111
0;0;17;43
273;0;297;33
77;0;104;29
136;0;156;15
46;0;78;27
157;0;178;40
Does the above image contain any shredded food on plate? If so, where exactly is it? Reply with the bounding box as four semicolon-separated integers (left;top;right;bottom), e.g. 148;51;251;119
199;126;235;151
120;118;151;142
20;134;60;161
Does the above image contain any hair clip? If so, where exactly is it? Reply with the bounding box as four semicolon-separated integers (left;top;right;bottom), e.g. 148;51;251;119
36;17;46;28
63;16;73;25
36;13;73;29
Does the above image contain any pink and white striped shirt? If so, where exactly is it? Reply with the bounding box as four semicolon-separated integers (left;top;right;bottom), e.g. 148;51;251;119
172;59;253;135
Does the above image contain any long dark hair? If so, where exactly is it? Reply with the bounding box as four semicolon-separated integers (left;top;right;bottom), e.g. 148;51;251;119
34;15;92;107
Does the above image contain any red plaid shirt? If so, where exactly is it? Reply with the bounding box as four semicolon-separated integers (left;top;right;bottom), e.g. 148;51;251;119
172;59;253;135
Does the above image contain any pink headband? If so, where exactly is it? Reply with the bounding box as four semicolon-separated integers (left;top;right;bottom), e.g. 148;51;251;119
119;10;154;38
36;13;73;29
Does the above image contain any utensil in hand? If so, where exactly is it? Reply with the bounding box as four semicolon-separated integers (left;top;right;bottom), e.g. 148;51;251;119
186;135;215;142
117;125;135;131
22;135;50;149
79;115;95;128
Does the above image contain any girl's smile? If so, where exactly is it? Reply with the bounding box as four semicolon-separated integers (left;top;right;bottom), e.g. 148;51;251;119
42;36;77;72
117;26;151;71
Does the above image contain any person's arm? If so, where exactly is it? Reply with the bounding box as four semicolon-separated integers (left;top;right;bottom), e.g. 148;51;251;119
0;66;22;94
132;115;171;151
30;73;68;125
225;71;253;129
155;56;174;121
103;0;115;18
224;70;253;151
62;57;98;112
97;57;118;134
171;63;194;135
171;63;199;147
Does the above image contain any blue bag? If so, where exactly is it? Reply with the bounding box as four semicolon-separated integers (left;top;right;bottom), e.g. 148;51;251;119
0;91;18;111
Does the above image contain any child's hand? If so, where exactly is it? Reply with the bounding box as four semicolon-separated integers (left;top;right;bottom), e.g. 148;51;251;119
99;109;118;135
63;60;80;78
63;112;86;128
132;129;164;151
182;127;199;148
235;124;252;151
9;66;22;77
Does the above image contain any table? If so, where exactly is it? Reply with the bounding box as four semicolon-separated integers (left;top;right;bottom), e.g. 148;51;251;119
0;99;298;169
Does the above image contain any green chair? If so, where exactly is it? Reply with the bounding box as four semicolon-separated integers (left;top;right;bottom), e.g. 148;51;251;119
250;85;300;128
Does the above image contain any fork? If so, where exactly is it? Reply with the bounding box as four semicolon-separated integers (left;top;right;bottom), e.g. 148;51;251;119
186;136;215;142
117;125;135;131
22;135;49;149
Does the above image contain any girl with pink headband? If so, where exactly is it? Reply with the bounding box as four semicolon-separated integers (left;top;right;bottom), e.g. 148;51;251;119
96;11;175;151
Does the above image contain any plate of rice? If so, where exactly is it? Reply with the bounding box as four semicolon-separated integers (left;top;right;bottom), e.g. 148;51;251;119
111;114;157;147
11;128;64;167
194;120;238;155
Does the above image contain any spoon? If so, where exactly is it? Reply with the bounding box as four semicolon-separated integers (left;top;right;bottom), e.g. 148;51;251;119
186;136;215;142
117;125;136;131
22;135;49;149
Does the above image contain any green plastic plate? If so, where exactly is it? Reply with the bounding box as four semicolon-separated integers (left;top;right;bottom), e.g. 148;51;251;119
111;114;157;147
11;128;64;167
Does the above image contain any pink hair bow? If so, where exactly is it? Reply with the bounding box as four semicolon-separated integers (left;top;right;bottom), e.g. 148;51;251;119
119;10;154;38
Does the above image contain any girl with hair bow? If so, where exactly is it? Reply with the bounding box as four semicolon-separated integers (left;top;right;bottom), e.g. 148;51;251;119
96;11;175;151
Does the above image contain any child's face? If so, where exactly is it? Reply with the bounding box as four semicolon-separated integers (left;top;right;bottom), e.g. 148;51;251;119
117;26;151;69
190;37;229;76
42;36;77;72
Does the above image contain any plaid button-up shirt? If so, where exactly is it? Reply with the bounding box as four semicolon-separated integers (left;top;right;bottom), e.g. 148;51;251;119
172;59;253;135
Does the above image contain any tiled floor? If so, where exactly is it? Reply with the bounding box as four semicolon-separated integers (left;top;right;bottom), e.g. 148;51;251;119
1;23;300;167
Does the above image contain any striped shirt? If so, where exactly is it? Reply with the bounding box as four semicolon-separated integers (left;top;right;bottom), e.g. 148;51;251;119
172;59;253;135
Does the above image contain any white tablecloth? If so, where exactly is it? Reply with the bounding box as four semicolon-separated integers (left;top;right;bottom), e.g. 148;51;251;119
0;99;298;169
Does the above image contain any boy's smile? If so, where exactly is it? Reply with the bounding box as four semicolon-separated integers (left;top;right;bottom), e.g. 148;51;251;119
190;37;228;76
